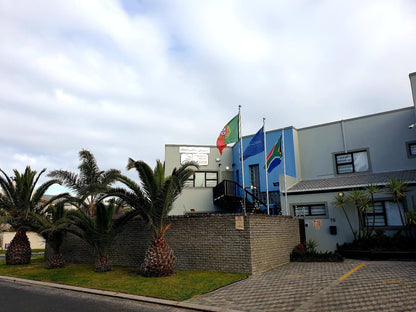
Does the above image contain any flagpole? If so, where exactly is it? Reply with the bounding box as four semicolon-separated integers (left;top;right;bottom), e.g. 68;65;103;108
263;118;270;215
239;105;246;215
282;128;288;215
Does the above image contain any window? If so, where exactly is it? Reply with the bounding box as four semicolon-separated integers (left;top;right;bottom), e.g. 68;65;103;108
185;171;218;188
335;150;369;174
365;200;405;227
293;204;326;217
407;142;416;158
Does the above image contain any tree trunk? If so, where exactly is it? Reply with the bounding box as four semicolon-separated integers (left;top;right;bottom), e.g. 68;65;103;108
46;253;65;269
142;236;176;277
94;254;111;272
6;230;31;265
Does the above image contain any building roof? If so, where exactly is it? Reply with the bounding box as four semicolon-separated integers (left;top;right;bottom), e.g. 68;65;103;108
287;169;416;194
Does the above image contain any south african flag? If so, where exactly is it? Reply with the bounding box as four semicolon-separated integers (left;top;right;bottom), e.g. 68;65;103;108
266;135;282;173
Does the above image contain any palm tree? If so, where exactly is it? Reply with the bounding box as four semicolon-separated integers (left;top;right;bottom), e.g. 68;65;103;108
333;193;355;240
48;150;120;216
66;199;139;272
0;166;60;265
113;159;197;277
348;190;369;239
385;178;409;232
365;184;379;236
30;201;70;268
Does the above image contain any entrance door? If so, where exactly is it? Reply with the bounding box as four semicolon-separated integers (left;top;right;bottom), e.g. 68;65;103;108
249;164;260;198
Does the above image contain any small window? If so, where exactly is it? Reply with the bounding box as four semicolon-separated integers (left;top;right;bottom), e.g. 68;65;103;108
185;171;218;188
293;204;326;217
407;142;416;158
335;150;369;174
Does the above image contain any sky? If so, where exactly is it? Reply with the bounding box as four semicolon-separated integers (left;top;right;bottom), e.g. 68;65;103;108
1;0;415;194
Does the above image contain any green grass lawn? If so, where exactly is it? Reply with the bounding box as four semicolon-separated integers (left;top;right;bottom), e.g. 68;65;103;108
0;258;249;301
0;249;45;255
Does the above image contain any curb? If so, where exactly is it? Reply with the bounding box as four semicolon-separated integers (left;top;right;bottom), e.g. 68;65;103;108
0;275;242;312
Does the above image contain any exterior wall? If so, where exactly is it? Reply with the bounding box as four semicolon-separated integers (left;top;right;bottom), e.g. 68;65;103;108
232;127;297;201
58;214;300;274
287;187;416;252
297;107;416;180
249;215;300;274
410;72;416;107
1;232;45;250
287;192;357;252
165;145;233;215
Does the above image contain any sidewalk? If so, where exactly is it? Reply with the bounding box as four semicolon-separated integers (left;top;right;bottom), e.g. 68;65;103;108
187;259;416;312
1;259;415;312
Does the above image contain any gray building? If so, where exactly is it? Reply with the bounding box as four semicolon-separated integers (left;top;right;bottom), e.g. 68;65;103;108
286;106;416;251
165;72;416;251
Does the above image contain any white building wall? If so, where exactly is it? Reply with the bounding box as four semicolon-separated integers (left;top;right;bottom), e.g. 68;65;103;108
165;144;233;215
1;232;45;250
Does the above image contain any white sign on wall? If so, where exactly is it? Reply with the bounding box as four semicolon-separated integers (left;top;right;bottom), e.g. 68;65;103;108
179;146;210;154
180;146;210;166
181;153;209;166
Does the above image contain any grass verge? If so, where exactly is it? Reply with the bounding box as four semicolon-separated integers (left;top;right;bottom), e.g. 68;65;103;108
0;249;44;255
0;258;248;301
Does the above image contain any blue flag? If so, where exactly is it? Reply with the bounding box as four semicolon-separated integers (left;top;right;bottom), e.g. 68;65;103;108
243;127;264;160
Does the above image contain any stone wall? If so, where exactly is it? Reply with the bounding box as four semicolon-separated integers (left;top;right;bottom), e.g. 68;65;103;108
249;215;300;274
57;214;300;274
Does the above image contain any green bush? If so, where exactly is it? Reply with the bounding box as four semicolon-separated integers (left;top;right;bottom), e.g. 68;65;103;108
290;241;344;262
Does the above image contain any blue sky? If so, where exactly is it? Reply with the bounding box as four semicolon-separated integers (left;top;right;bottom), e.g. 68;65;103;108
0;0;415;194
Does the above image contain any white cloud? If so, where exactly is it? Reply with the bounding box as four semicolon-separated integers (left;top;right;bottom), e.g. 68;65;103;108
0;0;415;189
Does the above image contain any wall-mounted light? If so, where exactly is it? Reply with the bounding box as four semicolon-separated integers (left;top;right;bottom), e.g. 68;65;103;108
215;158;221;162
338;192;344;197
225;166;230;170
409;123;415;129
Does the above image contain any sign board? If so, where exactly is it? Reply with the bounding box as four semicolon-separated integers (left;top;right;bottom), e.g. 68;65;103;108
313;219;322;230
179;147;210;154
235;216;244;230
180;153;209;166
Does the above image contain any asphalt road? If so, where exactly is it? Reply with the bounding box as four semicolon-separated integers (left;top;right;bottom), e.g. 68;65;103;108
0;280;198;312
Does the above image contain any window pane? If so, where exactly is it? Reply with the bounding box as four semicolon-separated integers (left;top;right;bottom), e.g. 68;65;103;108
367;215;386;227
336;154;352;164
184;179;194;187
385;201;404;226
337;164;353;174
353;151;368;172
206;180;217;187
206;172;217;180
410;143;416;156
294;206;310;216
194;172;205;187
310;205;326;216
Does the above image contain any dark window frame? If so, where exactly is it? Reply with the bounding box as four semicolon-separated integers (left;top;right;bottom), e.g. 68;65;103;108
185;171;218;188
335;150;369;174
406;141;416;158
364;201;388;227
293;203;327;218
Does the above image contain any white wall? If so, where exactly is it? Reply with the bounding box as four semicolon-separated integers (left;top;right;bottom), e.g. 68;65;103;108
165;144;233;215
1;232;45;250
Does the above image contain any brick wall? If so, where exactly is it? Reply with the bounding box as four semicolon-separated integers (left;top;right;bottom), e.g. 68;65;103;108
249;215;301;274
57;214;300;274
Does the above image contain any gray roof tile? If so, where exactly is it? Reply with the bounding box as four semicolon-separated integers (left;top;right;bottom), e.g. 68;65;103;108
287;169;416;193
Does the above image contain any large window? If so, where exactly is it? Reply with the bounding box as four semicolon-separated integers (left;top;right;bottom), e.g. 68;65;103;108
335;150;369;174
365;200;405;227
185;171;218;188
293;204;327;217
407;141;416;158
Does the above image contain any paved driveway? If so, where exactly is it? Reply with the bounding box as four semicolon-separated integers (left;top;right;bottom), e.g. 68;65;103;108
187;259;416;312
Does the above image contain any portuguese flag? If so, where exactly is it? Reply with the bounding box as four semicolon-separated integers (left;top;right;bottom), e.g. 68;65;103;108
266;135;282;173
216;114;239;155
